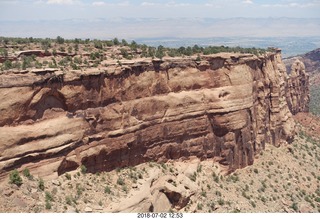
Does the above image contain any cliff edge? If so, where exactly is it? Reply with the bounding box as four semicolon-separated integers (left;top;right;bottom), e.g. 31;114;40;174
0;50;309;179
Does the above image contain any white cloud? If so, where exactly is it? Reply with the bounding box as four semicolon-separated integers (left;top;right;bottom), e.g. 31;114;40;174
242;0;253;4
92;1;106;6
118;1;129;6
262;2;318;8
165;1;190;7
91;1;129;7
46;0;78;5
141;2;158;6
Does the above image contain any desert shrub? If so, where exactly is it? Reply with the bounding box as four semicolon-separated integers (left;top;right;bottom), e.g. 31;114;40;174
213;175;219;183
218;198;225;206
117;177;125;186
65;173;71;180
65;196;72;205
45;191;54;202
22;168;32;179
80;165;87;174
197;165;202;173
38;178;45;191
160;163;167;170
122;185;128;193
9;169;22;186
189;172;197;182
104;186;111;194
45;200;52;210
291;202;298;211
3;60;12;70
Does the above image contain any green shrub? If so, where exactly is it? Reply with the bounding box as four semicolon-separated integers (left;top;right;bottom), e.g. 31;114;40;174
9;170;22;186
197;165;202;173
104;186;111;194
291;202;298;211
45;191;54;202
38;178;45;191
218;198;225;206
197;203;203;210
189;172;197;182
45;200;52;210
117;177;125;185
122;185;128;193
65;196;72;205
65;173;71;180
22;168;33;180
80;165;87;174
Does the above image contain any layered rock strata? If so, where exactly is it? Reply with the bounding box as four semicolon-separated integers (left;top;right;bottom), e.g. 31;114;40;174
0;51;308;179
286;60;310;114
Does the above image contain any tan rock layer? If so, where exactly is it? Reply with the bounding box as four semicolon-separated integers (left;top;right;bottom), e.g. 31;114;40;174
286;60;310;114
0;52;309;180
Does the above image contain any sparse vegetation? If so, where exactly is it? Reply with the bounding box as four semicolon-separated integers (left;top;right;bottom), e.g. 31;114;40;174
80;165;87;174
45;191;54;202
65;173;71;180
117;177;125;186
0;36;273;72
310;84;320;116
189;172;197;182
45;200;52;210
38;178;45;191
65;196;72;205
9;169;22;186
104;186;112;194
217;198;225;206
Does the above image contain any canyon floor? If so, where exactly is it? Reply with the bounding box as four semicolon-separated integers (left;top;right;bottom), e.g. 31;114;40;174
0;112;319;213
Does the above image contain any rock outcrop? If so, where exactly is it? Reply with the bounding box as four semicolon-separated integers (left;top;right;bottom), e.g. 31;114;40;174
286;60;310;114
0;51;309;180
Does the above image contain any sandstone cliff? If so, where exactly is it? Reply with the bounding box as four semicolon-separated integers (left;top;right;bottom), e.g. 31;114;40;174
0;51;309;180
286;60;310;114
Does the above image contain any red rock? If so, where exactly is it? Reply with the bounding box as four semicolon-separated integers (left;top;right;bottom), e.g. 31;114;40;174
0;52;309;180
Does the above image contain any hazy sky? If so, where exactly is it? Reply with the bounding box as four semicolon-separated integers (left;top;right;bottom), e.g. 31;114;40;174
1;0;320;20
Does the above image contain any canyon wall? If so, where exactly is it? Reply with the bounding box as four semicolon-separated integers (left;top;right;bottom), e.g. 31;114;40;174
0;51;309;179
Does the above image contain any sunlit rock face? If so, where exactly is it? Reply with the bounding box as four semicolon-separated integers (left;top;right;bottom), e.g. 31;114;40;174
0;51;309;179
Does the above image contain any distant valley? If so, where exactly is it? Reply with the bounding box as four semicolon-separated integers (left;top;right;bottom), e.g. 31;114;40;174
136;36;320;58
1;17;320;57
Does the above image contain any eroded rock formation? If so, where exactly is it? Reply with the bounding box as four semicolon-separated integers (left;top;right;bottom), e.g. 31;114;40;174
286;60;310;114
0;51;309;180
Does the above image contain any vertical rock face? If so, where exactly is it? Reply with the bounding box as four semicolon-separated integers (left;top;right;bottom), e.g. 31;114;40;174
0;51;309;179
286;60;310;114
